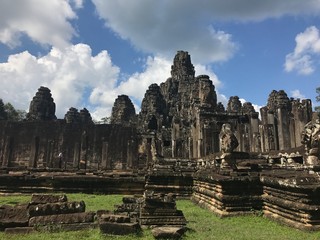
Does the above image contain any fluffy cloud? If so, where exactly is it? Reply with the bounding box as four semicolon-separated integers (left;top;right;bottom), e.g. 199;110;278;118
0;0;80;48
92;0;237;64
285;26;320;75
0;44;119;119
92;0;320;64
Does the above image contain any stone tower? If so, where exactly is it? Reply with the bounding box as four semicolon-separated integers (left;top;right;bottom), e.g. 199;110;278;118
140;51;222;158
26;86;56;121
110;95;136;126
260;90;313;151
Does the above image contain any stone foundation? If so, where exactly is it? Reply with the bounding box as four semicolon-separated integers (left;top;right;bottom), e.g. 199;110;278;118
261;169;320;231
192;170;262;217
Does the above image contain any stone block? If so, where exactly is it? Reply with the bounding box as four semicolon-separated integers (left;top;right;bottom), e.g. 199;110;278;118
30;194;67;204
151;226;186;239
0;204;29;230
99;221;141;235
36;222;98;232
29;211;95;226
99;213;131;223
28;201;85;217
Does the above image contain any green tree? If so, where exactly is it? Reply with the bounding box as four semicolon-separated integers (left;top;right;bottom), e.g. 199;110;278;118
0;99;7;120
4;103;26;121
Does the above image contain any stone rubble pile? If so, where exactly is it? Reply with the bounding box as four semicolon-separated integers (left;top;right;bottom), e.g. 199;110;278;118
0;194;96;234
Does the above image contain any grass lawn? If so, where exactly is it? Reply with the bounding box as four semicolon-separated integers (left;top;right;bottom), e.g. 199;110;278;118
1;193;320;240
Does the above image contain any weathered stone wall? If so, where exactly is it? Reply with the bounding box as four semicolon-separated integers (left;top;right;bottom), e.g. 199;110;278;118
0;121;138;170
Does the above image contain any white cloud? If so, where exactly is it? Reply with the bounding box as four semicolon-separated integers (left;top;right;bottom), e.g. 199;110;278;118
0;0;79;48
117;56;171;103
71;0;83;9
285;26;320;75
92;0;238;64
92;0;320;64
0;44;120;120
290;89;306;99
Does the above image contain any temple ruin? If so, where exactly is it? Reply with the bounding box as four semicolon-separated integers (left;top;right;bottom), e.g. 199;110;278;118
0;51;320;233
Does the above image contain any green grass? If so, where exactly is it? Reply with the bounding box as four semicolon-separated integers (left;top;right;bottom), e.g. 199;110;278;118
1;194;320;239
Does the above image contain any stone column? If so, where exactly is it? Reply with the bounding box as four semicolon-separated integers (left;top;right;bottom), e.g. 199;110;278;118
73;142;80;169
197;139;202;158
277;108;291;150
29;136;40;168
127;140;132;169
45;140;54;168
250;116;260;152
172;139;176;158
2;136;13;167
101;141;109;169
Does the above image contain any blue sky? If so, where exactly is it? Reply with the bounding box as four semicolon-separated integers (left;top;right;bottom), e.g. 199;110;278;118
0;0;320;120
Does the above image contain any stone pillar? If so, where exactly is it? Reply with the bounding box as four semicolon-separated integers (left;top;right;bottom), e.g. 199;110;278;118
277;108;291;150
250;116;260;152
29;136;40;168
259;126;266;152
127;140;132;169
172;139;176;158
73;142;80;169
45;140;54;168
289;118;296;148
213;131;220;153
197;139;202;158
80;131;88;170
188;137;193;159
101;141;110;169
2;136;13;167
267;112;278;150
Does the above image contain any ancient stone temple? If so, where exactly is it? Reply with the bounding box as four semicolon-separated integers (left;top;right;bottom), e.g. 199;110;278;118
0;51;315;170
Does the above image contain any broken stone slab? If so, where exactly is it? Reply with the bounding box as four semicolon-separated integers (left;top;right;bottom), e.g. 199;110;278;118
30;194;67;204
29;211;95;226
151;226;186;239
99;213;131;223
96;209;113;218
28;201;85;217
36;222;98;232
4;227;35;234
139;216;187;226
99;221;141;235
0;204;29;230
122;197;138;203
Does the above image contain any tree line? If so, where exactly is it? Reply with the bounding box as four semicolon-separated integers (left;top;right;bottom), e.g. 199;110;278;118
0;99;26;121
